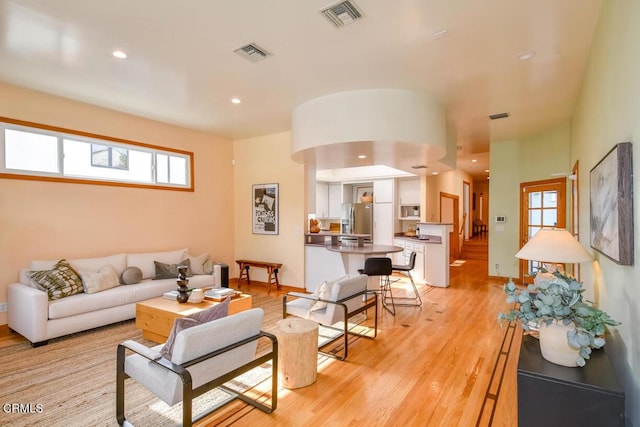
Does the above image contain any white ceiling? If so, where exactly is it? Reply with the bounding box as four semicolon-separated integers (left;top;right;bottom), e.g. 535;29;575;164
0;0;603;178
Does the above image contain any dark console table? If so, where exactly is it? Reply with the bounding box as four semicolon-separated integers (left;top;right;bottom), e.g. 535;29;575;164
518;335;625;427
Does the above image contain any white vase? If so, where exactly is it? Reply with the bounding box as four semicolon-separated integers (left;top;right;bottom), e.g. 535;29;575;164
188;288;205;303
538;321;580;367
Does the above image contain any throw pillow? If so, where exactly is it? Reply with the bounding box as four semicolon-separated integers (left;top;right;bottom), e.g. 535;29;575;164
29;259;84;300
310;280;333;312
120;266;143;285
185;253;209;275
160;297;231;360
79;265;120;294
154;259;191;280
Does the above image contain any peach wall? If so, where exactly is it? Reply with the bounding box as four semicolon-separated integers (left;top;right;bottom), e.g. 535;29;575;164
0;83;235;325
233;131;306;288
424;168;473;224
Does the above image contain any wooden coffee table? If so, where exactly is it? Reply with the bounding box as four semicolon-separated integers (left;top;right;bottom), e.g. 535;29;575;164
135;293;253;343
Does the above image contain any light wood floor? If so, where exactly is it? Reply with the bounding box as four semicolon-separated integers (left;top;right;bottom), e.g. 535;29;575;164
0;257;522;426
198;259;522;426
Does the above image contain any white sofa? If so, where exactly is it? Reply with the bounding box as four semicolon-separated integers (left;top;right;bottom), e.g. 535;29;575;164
8;248;220;346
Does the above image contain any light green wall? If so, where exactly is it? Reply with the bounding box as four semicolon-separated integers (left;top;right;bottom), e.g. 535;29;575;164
488;140;521;277
488;124;572;278
571;0;640;424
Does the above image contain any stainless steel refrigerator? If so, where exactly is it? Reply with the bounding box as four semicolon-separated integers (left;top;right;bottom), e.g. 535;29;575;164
341;203;373;238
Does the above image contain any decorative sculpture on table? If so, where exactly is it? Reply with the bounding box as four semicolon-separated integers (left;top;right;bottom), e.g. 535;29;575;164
176;265;190;303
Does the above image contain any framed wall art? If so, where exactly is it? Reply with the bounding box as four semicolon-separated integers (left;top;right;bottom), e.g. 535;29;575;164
590;142;633;265
253;183;279;235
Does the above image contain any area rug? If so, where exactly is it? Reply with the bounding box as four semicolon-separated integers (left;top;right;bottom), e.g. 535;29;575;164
0;292;374;426
0;292;283;426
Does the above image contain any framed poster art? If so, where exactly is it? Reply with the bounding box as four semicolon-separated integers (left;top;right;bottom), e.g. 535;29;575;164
253;183;279;235
590;142;633;265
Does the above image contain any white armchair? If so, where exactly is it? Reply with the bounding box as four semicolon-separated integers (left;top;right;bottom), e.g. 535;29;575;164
116;308;277;426
283;274;377;360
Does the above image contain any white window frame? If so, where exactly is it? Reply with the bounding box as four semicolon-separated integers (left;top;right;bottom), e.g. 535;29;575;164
0;117;194;191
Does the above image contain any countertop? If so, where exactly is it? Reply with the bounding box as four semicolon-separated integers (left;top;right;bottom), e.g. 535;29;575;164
325;243;403;255
305;231;371;248
304;231;370;238
393;234;443;244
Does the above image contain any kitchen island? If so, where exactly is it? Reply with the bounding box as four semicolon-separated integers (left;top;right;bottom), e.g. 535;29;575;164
304;232;402;292
393;222;451;287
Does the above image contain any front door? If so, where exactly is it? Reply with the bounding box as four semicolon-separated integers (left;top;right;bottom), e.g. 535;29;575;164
519;178;566;284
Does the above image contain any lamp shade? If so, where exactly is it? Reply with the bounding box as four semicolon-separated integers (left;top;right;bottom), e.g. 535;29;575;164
515;228;593;263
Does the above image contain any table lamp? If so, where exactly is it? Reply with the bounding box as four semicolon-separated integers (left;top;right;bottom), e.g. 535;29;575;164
515;228;593;265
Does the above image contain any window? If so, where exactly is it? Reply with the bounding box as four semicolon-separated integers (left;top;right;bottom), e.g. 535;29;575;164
91;144;129;170
0;117;193;191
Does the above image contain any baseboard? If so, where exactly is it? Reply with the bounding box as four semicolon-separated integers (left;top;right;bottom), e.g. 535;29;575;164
488;275;522;285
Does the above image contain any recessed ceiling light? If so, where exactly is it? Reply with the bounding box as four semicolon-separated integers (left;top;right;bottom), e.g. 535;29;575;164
357;155;367;159
515;50;536;61
432;172;439;175
231;98;242;104
471;159;477;163
112;50;127;59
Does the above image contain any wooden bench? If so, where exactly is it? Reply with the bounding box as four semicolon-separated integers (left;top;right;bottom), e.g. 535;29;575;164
235;259;282;294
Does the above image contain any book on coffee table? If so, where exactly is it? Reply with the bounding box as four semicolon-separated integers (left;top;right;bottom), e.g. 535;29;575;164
205;288;241;301
162;289;195;300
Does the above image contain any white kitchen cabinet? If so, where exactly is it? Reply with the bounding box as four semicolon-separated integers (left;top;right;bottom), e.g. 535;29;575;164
316;182;341;219
392;239;405;264
315;182;329;218
398;178;420;205
411;242;426;283
373;179;394;203
328;183;342;218
373;203;394;245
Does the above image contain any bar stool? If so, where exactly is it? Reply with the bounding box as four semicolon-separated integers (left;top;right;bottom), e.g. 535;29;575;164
391;251;422;307
358;257;395;315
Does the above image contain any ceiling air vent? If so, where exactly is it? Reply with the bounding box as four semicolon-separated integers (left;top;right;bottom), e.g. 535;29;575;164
320;0;364;28
489;112;510;120
234;43;271;63
411;165;428;170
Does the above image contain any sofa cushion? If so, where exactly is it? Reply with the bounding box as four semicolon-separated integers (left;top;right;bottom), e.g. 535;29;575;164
154;259;191;279
30;259;84;300
48;278;174;319
185;253;209;275
121;267;143;285
46;274;216;320
160;297;230;359
127;248;187;279
79;265;120;294
30;253;127;278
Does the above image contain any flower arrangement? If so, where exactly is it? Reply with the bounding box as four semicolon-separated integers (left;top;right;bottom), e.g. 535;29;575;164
498;269;620;367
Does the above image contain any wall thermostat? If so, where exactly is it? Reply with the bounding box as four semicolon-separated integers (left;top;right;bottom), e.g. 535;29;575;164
495;215;506;223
